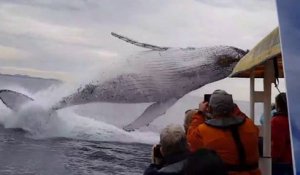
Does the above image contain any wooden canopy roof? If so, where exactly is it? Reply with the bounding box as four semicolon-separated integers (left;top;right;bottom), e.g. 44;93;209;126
230;27;284;78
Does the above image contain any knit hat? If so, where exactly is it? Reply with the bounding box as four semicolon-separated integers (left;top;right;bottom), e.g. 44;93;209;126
209;90;234;115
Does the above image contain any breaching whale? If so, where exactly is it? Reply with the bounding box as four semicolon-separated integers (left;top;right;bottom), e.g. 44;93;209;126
0;33;247;131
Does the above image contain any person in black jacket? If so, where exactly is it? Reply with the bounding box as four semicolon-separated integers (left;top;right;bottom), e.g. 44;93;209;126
144;124;189;175
184;148;227;175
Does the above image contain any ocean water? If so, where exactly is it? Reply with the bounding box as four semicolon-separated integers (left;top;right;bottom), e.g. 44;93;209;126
0;125;152;175
0;99;157;175
0;75;161;175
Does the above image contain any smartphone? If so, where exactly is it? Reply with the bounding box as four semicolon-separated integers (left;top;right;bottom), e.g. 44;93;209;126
153;144;163;158
204;94;211;103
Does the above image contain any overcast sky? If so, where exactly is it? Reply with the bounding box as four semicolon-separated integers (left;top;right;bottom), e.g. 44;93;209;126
0;0;278;81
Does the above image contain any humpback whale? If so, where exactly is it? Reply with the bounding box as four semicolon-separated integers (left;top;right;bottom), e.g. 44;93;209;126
0;33;247;131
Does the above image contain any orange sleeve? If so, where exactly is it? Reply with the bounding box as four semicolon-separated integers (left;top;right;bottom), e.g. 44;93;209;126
187;112;205;152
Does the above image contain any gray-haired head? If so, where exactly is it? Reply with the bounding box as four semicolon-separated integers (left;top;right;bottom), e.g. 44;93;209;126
209;90;234;116
160;124;188;156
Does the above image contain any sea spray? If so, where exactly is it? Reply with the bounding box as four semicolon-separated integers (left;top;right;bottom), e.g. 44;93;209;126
0;63;161;144
0;90;159;144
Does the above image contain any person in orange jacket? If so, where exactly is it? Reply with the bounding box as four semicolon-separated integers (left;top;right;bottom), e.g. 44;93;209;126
185;97;214;135
187;90;260;175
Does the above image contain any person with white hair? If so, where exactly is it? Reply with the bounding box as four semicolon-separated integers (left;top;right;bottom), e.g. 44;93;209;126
187;90;261;175
144;124;189;175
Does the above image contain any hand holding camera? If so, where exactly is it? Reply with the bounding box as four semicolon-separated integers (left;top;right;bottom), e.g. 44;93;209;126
204;94;211;103
199;95;210;113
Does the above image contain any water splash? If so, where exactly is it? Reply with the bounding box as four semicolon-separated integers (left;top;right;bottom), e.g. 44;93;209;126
0;85;159;145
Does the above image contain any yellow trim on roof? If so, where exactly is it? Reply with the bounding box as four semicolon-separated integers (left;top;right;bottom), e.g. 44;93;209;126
230;27;281;77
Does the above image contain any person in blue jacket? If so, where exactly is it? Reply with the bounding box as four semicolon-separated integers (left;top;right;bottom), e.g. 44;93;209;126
259;103;276;125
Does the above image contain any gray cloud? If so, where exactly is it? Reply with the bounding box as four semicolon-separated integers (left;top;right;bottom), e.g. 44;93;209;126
0;0;278;80
195;0;274;11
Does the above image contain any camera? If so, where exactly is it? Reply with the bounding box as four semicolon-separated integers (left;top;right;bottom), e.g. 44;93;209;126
204;94;211;102
153;144;163;158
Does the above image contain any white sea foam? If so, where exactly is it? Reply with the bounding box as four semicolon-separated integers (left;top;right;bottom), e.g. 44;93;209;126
0;85;159;145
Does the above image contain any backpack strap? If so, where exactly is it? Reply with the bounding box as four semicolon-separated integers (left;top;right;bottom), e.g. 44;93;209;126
230;125;246;167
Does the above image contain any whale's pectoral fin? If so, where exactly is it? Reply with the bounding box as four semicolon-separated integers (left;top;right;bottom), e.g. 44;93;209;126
123;98;179;131
0;89;34;111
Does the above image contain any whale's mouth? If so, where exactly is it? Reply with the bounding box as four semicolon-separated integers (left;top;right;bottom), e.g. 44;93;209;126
217;56;239;67
215;47;247;68
216;56;240;67
232;47;248;59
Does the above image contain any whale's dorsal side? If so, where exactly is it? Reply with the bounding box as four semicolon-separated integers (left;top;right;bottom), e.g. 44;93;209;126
111;32;169;51
0;89;33;111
